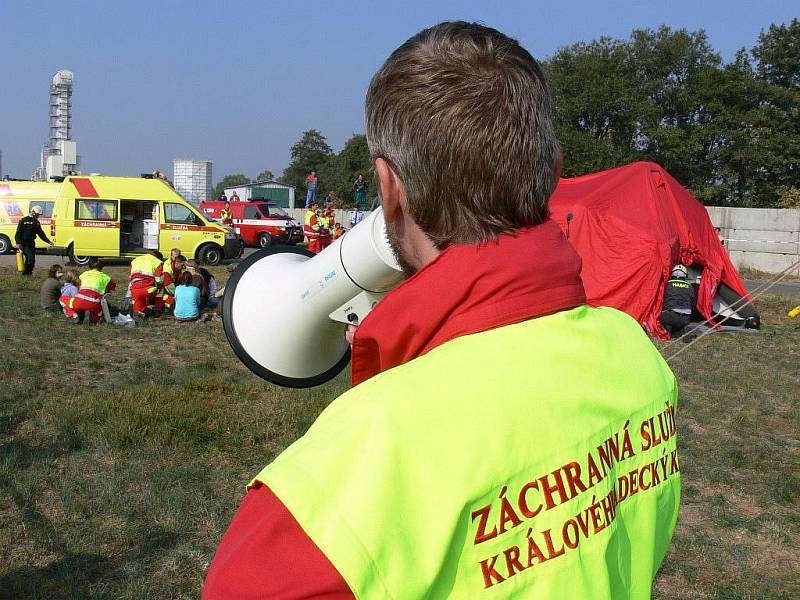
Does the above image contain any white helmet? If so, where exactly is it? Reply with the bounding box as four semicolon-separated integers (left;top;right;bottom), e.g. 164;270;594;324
30;205;43;216
671;264;688;278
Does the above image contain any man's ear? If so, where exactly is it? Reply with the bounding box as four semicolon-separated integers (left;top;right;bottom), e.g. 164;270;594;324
375;158;404;222
553;145;563;181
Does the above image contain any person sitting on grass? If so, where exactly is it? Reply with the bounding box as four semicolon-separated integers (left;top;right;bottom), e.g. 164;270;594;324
197;264;220;309
69;258;116;324
40;264;64;312
174;271;202;322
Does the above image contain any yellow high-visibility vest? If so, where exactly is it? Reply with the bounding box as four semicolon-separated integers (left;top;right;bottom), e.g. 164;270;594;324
253;306;680;599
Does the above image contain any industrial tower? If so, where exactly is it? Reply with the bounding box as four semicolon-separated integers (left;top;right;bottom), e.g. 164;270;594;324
32;69;79;181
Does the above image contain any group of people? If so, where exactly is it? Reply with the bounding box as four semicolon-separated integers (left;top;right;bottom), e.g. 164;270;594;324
128;248;223;322
39;247;223;324
302;200;346;253
40;259;117;324
304;171;369;210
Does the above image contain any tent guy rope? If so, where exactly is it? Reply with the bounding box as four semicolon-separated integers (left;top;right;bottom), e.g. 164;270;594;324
665;256;800;363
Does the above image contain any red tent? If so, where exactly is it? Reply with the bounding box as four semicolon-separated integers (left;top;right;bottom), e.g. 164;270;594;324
548;161;754;339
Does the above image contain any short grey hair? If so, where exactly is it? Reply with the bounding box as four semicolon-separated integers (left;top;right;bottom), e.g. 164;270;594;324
366;21;559;249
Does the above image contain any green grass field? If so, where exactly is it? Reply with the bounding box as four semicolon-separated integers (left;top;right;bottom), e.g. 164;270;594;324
1;265;798;599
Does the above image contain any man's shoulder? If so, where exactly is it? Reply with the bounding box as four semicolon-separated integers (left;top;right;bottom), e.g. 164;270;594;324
346;306;667;404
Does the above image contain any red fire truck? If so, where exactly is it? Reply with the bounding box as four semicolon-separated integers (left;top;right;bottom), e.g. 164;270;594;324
200;200;303;248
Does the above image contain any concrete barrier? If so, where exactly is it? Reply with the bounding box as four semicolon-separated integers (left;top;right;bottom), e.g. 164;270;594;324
706;207;800;275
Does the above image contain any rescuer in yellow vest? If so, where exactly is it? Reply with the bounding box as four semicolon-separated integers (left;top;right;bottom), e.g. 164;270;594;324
129;250;164;316
220;201;233;225
205;22;680;599
69;258;116;324
303;202;321;253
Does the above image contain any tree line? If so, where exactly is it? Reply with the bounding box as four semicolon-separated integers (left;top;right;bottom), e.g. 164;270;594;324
215;19;799;208
213;130;372;208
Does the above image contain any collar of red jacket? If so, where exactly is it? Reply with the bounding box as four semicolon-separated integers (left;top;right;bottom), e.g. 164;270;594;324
350;218;586;386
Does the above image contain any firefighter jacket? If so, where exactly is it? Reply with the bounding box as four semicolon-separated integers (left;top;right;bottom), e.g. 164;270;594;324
15;216;51;246
663;278;696;315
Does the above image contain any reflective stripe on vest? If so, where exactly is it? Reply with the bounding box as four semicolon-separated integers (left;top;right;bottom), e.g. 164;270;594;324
130;254;163;289
304;210;320;235
77;269;111;300
253;306;680;599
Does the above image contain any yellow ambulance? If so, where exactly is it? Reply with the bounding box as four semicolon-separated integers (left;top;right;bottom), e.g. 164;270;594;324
0;180;60;254
0;175;239;265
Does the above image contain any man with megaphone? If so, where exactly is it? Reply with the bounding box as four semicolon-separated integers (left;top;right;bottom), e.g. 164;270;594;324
205;21;680;599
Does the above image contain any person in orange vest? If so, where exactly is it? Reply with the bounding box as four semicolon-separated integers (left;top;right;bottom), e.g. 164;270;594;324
332;221;345;241
129;249;165;317
205;22;680;599
68;258;116;324
303;202;321;253
162;253;187;310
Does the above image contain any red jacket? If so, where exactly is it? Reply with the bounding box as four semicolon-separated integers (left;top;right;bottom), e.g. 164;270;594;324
203;220;585;598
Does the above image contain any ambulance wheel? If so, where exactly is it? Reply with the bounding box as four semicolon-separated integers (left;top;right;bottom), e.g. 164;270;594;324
68;246;91;267
199;244;222;266
0;235;10;255
258;233;272;248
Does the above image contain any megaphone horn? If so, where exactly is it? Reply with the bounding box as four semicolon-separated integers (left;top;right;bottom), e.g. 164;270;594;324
222;208;404;388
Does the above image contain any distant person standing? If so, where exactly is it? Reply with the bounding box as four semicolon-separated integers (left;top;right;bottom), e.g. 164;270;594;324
353;173;367;208
230;191;241;202
15;205;53;275
220;202;233;225
305;170;318;208
318;207;333;250
218;191;228;202
303;202;321;253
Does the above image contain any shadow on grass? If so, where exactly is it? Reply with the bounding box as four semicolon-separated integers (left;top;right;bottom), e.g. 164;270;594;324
0;526;182;599
0;552;117;599
0;467;181;599
0;435;182;599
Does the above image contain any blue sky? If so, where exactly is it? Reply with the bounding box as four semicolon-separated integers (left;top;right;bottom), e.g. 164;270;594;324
1;1;796;184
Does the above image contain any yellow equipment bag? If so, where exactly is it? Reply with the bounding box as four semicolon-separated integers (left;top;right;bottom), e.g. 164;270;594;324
15;250;24;272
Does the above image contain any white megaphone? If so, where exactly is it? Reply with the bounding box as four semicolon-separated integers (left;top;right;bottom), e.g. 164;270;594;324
222;207;405;388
